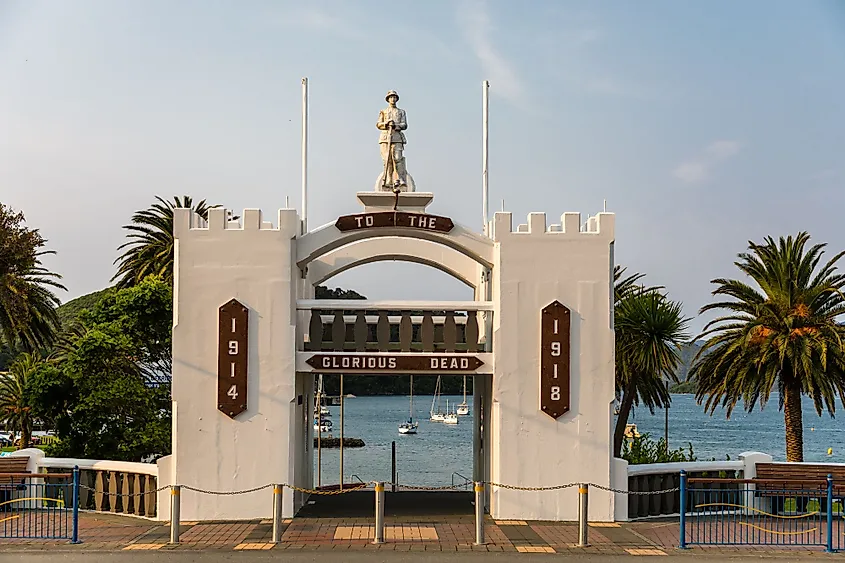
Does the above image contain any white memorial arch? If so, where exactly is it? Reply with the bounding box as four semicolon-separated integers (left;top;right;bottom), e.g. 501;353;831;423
160;192;622;523
158;89;623;523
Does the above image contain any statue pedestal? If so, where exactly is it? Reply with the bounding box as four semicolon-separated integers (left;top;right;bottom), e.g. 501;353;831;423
356;192;434;213
374;172;417;193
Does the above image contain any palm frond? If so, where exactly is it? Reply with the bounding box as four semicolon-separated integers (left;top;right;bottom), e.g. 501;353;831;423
112;196;221;288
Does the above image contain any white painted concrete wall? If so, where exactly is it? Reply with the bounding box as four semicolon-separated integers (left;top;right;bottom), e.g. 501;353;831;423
171;207;301;520
170;204;619;522
612;457;629;521
489;211;617;521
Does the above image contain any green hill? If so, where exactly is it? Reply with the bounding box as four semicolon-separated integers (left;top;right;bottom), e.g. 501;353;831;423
0;288;115;370
57;287;115;327
667;341;705;393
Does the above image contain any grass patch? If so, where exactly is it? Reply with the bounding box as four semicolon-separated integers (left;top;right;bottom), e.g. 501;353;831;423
1;445;47;453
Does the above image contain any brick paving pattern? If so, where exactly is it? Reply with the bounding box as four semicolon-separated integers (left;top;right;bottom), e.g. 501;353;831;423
1;511;843;556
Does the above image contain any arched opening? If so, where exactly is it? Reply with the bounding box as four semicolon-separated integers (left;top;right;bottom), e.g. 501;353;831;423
297;259;491;517
307;237;482;292
296;221;495;273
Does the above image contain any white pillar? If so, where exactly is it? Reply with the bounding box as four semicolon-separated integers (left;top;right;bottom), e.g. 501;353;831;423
171;208;301;520
489;210;616;521
739;451;773;514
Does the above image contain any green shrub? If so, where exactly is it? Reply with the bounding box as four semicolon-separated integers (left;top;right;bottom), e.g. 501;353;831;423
621;432;697;465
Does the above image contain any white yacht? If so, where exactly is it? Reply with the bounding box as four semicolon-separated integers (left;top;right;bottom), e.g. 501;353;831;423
456;375;469;415
443;399;459;425
429;376;446;422
399;375;419;434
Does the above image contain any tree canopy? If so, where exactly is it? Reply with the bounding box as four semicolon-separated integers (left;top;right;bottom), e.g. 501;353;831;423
0;203;64;351
26;276;172;461
692;232;845;461
613;266;689;457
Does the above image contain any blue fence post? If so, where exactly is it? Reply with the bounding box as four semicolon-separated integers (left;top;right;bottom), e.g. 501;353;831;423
71;466;80;544
826;474;834;553
679;470;687;549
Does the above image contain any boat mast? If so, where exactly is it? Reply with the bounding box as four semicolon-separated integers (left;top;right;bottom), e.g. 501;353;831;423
316;374;322;486
437;376;443;413
409;375;414;421
430;376;439;415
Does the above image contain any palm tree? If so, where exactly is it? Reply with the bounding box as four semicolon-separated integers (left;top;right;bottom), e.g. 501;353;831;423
614;265;650;303
613;267;690;457
0;204;65;351
112;196;219;288
0;353;39;449
691;232;845;462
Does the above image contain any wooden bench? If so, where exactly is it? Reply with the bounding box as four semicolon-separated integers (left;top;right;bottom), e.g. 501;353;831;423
0;457;31;487
0;457;30;511
754;463;845;494
753;463;845;512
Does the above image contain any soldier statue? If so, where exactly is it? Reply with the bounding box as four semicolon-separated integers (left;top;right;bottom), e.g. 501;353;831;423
376;90;412;191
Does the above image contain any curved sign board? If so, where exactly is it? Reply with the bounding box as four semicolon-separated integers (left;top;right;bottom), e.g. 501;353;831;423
540;301;570;419
218;299;248;418
336;211;454;233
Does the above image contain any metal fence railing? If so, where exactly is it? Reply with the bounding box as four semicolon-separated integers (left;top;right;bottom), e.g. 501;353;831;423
0;469;79;541
14;468;843;550
628;462;744;519
451;472;473;491
680;471;843;552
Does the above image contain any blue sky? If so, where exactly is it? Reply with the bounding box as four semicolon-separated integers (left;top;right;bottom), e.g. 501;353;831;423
2;0;844;333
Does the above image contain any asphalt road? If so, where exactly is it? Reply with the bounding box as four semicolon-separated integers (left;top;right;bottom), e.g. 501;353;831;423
0;552;831;563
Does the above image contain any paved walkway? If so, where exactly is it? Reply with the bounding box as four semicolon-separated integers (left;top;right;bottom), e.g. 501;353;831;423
1;512;842;556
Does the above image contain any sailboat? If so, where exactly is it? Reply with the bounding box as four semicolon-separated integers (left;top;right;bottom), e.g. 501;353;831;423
398;375;419;434
314;375;331;433
429;376;445;422
314;418;333;432
443;399;459;425
456;375;469;415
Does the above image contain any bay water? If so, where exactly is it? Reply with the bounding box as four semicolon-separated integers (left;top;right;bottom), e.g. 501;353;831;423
314;394;844;488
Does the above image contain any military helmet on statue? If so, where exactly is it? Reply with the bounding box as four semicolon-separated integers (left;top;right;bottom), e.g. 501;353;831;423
385;90;399;102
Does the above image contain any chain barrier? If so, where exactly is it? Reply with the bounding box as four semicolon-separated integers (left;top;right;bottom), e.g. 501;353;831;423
181;484;272;496
284;483;371;496
81;480;678;497
487;482;579;492
589;483;680;496
391;482;468;491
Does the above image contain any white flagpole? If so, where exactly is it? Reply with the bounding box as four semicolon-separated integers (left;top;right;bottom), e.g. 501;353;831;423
301;77;309;234
482;80;490;234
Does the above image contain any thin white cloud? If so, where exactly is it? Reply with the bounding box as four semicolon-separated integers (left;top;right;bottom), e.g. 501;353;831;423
673;161;708;184
673;140;743;184
266;7;365;41
457;0;525;105
705;140;742;159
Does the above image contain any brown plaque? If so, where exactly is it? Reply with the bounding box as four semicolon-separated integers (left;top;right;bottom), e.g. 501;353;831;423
306;353;483;373
335;211;454;233
540;301;570;419
218;299;249;418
